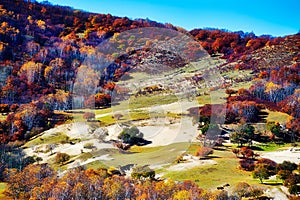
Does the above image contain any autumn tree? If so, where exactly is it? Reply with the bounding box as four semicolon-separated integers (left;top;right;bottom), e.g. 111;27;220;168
239;159;255;171
253;164;270;183
225;88;237;97
85;93;111;109
256;158;278;176
240;146;255;159
19;61;43;84
284;173;300;195
277;161;297;180
232;148;240;157
5;164;56;199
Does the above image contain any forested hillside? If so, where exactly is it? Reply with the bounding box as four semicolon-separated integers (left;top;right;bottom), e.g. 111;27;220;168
0;0;299;199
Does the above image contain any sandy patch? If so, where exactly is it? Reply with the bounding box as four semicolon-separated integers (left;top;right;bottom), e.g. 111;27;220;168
80;154;114;166
261;148;300;164
134;117;198;147
167;155;217;171
264;187;289;200
146;100;200;114
24;115;200;167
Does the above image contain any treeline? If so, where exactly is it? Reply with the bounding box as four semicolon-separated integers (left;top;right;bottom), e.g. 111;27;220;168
4;163;268;200
190;28;281;57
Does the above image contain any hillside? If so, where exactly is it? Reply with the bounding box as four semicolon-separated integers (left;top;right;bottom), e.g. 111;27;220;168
0;0;299;199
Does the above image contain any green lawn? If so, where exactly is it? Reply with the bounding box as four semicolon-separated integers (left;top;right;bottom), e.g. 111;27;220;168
254;142;290;152
161;149;257;189
196;90;227;105
0;183;7;199
0;115;6;121
266;110;290;124
81;143;265;190
24;132;70;148
122;94;178;110
85;160;108;170
87;143;191;168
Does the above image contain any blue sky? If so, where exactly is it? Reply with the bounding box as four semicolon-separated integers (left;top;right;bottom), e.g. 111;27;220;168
40;0;299;36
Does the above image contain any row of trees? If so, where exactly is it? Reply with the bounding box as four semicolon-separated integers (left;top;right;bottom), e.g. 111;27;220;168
4;163;266;200
190;28;278;57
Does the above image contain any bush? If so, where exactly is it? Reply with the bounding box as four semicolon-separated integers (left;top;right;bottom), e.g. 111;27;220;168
239;159;255;171
195;147;213;158
55;152;70;164
83;112;95;120
232;182;251;198
131;165;155;180
232;148;240;157
83;142;95;149
289;184;300;195
118;127;144;145
256;158;277;175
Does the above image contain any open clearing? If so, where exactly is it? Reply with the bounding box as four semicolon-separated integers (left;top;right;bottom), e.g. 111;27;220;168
160;148;258;189
261;148;300;164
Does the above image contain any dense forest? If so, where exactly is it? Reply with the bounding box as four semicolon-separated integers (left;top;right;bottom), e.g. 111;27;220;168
0;0;299;199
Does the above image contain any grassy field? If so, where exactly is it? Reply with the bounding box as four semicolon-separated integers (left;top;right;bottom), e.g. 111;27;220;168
0;183;8;200
120;94;179;110
254;142;291;152
24;132;70;148
84;143;191;169
0;115;6;121
196;91;226;105
265;110;290;124
161;148;257;189
80;143;282;190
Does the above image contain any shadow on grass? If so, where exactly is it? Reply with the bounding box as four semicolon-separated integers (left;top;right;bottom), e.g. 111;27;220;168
256;110;268;123
250;146;264;151
262;182;282;186
213;147;228;151
200;156;221;160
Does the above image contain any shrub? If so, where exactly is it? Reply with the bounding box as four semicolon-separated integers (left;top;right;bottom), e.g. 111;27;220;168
55;152;70;164
240;147;254;159
83;112;95;120
232;182;251;198
232;148;240;157
83;142;95;149
253;164;270;183
118;127;144;145
131;165;155;180
195;147;213;158
256;158;277;175
239;159;255;171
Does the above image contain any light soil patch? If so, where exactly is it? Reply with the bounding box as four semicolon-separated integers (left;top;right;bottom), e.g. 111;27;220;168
23;115;199;168
264;187;289;200
167;155;217;171
136;117;199;146
261;148;300;164
69;154;114;169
